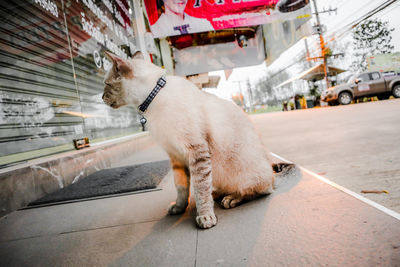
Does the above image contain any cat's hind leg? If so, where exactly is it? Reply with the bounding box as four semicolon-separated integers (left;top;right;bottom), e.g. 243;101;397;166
221;179;274;209
212;188;224;201
221;194;242;209
168;157;190;215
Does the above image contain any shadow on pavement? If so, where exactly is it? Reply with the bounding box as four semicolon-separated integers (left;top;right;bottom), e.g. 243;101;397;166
110;167;302;266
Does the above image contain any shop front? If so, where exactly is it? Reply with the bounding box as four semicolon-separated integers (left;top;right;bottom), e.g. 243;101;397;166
0;0;144;168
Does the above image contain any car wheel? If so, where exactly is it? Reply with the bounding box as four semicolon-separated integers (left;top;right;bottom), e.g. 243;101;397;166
338;92;352;105
393;84;400;98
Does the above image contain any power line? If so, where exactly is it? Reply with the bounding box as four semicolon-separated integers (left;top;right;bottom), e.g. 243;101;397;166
326;0;377;35
305;0;398;57
376;0;400;17
269;0;398;79
325;0;398;45
308;0;388;54
375;1;400;18
263;57;304;80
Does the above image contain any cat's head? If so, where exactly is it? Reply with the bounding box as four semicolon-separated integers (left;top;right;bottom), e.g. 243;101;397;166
102;51;152;109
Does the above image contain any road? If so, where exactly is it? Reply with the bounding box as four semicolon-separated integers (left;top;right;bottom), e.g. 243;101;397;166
251;98;400;213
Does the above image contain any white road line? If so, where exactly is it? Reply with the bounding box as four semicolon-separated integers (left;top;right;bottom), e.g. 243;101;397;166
270;152;400;221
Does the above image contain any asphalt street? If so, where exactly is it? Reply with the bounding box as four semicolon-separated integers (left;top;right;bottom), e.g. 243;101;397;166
251;98;400;213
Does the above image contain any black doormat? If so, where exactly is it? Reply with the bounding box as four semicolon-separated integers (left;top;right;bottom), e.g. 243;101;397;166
28;160;171;207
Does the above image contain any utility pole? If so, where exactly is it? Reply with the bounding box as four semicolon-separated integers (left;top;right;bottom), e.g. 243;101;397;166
304;37;314;94
311;0;330;89
245;78;254;112
232;81;245;110
307;2;342;90
304;37;312;68
313;6;337;16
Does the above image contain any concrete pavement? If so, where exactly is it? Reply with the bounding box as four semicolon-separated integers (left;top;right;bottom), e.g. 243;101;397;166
1;144;399;266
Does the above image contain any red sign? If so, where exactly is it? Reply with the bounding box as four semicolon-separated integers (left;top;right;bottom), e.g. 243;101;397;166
144;0;310;38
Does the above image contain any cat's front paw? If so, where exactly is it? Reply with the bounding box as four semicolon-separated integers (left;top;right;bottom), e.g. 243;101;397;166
196;214;217;229
167;202;187;215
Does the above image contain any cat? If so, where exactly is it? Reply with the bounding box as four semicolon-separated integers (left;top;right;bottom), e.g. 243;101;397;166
103;51;275;229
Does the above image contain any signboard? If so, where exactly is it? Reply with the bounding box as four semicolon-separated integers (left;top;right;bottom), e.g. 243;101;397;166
174;27;265;75
263;17;311;66
144;0;311;38
367;53;400;72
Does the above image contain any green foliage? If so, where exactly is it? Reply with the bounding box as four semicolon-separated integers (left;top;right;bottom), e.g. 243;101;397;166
309;83;320;97
351;19;394;72
248;105;282;114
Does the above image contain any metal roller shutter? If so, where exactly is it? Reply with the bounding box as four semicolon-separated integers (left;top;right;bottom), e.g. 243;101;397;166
0;0;140;168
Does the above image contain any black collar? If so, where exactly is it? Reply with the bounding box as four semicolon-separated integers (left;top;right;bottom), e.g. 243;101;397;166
138;75;166;113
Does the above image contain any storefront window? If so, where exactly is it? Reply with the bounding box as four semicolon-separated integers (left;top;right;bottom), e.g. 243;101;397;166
0;0;141;168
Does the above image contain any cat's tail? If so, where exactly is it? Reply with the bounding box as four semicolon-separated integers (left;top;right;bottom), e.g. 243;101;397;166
271;162;297;191
272;162;296;174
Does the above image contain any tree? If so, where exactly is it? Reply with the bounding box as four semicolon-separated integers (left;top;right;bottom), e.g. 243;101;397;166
351;19;394;72
253;70;290;106
245;78;254;111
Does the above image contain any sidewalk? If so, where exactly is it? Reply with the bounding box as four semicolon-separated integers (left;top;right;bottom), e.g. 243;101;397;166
0;145;399;266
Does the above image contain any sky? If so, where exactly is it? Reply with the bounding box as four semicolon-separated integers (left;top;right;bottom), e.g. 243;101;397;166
206;0;400;101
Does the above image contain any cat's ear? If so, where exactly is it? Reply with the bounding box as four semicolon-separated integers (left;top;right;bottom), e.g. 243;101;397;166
104;51;133;78
132;50;144;60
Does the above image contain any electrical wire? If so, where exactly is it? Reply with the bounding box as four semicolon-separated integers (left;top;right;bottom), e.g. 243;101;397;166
304;0;398;58
324;0;398;46
269;0;399;78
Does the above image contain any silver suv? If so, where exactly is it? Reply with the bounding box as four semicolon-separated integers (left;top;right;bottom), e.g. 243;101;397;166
322;71;400;105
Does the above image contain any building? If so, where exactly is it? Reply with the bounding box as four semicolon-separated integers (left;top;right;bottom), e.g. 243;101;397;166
0;0;311;216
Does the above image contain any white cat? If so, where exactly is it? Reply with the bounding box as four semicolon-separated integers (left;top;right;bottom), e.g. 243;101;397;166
103;51;275;229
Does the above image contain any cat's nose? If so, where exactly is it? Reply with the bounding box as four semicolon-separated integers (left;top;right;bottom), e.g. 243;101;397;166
102;93;105;100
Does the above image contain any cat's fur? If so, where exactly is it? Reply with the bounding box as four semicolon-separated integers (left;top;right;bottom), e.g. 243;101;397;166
103;51;274;229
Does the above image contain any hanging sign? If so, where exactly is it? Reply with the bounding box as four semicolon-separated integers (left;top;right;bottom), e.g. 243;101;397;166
144;0;311;38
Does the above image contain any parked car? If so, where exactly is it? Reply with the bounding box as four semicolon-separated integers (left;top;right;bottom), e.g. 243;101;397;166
321;71;400;105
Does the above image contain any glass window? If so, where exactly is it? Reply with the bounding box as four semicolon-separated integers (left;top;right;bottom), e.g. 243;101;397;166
347;75;357;83
370;72;381;80
0;0;141;168
358;73;370;82
64;0;140;144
